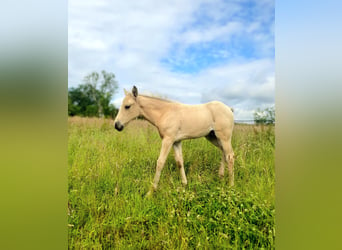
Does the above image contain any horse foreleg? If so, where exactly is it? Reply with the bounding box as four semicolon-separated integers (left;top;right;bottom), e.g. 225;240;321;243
146;137;173;197
173;141;187;185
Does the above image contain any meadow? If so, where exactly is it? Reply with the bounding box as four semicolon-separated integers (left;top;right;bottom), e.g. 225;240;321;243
68;117;275;249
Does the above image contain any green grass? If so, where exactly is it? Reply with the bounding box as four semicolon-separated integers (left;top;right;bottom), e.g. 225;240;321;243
68;117;275;249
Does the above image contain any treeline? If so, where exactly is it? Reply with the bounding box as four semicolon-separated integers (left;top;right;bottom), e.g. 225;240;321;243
68;70;118;118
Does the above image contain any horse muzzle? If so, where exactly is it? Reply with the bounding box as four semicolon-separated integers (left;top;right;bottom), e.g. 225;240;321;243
115;121;124;131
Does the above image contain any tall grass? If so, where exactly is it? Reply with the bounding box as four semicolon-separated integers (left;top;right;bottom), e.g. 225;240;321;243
68;117;275;249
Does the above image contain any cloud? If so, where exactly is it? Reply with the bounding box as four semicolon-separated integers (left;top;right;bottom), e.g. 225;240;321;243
179;22;243;45
199;59;274;119
69;0;274;120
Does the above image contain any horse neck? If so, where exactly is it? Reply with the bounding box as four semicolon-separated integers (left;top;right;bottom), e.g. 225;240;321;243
137;95;171;127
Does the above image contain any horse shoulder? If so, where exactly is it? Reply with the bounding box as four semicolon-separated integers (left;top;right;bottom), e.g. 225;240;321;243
156;103;182;138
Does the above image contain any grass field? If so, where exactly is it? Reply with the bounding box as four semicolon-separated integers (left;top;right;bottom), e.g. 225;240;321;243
68;117;275;249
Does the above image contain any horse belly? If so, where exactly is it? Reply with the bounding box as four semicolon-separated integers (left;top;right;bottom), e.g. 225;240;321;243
177;110;213;140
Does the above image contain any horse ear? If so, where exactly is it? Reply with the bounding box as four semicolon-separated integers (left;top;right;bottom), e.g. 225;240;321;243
132;86;138;98
124;89;129;95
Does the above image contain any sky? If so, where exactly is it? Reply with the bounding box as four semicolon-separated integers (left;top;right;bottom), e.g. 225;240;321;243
68;0;274;121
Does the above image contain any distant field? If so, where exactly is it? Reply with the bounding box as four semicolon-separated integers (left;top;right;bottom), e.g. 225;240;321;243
68;117;275;249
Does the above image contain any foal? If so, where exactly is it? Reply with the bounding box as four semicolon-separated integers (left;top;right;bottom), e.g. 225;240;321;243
114;86;234;196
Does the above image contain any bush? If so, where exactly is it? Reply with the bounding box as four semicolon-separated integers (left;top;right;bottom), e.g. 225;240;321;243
253;107;275;125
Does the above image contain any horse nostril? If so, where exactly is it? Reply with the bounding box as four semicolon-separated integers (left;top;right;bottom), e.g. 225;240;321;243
115;122;124;131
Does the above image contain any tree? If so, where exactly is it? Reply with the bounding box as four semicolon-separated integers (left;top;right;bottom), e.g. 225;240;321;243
68;70;118;118
253;106;275;125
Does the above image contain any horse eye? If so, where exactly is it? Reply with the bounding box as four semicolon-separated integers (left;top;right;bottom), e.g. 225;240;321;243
125;105;131;110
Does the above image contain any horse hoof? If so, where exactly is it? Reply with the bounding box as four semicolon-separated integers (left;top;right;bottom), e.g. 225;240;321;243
145;189;154;198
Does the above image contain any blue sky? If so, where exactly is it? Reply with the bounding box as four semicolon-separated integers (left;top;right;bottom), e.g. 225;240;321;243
68;0;274;120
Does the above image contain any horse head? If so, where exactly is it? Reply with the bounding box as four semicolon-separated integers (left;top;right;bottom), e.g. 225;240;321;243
114;86;140;131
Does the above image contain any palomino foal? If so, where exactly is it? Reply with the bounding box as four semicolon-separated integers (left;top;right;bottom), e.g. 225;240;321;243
114;86;234;196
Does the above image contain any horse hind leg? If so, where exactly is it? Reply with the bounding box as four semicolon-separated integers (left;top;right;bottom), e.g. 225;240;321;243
205;130;222;149
205;131;225;178
215;132;234;187
219;152;226;178
225;140;235;187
